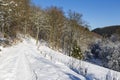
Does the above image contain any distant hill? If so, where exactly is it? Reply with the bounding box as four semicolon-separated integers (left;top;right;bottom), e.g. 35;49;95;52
92;25;120;37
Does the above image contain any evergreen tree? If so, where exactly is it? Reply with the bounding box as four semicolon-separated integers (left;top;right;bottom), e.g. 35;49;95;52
71;40;83;60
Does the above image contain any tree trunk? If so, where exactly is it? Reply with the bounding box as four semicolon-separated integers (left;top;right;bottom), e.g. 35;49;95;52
36;27;40;45
24;20;27;35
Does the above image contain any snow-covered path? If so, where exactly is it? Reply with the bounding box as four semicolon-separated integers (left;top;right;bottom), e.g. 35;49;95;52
0;40;86;80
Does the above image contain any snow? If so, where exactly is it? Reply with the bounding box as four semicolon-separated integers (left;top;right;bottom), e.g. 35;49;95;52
0;37;120;80
0;38;85;80
38;40;120;80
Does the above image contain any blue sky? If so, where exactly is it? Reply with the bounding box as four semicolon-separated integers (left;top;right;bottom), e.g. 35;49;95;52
31;0;120;29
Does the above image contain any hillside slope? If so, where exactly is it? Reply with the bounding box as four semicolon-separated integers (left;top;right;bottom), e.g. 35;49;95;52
0;38;120;80
92;25;120;37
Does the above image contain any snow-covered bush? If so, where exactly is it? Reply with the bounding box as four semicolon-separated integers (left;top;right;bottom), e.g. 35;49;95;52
87;38;120;71
108;44;120;71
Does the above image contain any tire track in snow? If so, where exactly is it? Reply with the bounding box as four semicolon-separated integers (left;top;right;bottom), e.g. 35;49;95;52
15;50;36;80
0;48;22;80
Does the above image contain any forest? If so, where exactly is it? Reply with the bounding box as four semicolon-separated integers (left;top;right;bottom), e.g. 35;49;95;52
0;0;96;56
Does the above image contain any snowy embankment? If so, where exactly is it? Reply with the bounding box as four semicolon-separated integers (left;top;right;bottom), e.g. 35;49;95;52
0;38;120;80
0;38;85;80
38;41;120;80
